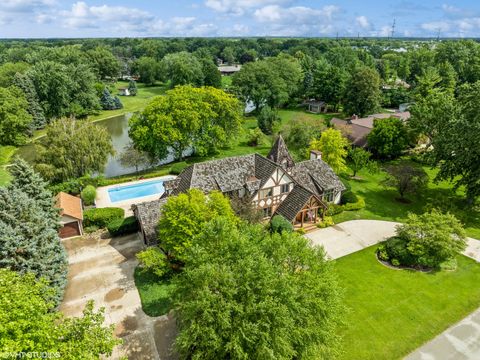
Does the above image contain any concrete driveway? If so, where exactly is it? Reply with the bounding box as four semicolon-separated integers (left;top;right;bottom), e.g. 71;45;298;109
305;220;399;259
60;232;178;360
305;220;480;360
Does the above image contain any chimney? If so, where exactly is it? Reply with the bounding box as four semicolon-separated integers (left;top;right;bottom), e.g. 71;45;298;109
310;150;322;160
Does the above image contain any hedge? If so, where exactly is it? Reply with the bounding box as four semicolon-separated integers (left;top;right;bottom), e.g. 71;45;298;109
107;216;139;236
84;207;125;228
81;185;97;206
170;162;189;175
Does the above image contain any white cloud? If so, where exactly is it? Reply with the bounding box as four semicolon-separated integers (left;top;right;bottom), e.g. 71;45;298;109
0;0;55;12
205;0;289;16
355;15;370;29
254;5;339;24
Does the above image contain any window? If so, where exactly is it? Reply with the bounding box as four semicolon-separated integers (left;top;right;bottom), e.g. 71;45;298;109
323;190;335;203
280;183;290;194
259;188;273;198
262;207;273;217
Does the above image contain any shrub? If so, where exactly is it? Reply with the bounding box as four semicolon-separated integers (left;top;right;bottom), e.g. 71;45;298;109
295;228;306;235
84;225;99;234
170;162;189;175
326;204;344;216
270;215;293;234
136;247;171;278
391;259;400;266
246;127;266;147
81;185;97;206
384;237;416;266
317;216;334;228
107;216;139;236
84;207;124;228
341;190;358;204
377;244;389;261
343;198;366;211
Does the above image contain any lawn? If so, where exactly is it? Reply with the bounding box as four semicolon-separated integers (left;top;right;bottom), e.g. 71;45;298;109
335;163;480;239
0;145;16;186
134;267;176;317
335;247;480;360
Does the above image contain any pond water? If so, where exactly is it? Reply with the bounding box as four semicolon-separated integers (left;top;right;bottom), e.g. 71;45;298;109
17;113;192;178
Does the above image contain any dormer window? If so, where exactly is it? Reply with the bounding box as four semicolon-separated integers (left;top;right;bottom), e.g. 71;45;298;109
259;188;273;198
280;183;290;194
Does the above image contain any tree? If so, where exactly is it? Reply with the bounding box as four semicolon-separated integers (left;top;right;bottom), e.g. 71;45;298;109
118;142;152;174
128;80;138;96
229;194;263;224
13;72;46;128
173;218;343;359
0;61;30;87
311;60;349;111
161;52;204;88
200;58;222;88
129;85;241;161
396;210;466;268
428;81;480;203
348;147;372;177
367;117;410;160
0;187;67;305
309;128;348;173
84;46;120;80
8;157;59;226
0;86;34;145
285;115;324;154
157;189;237;264
100;88;123;110
221;46;235;64
382;164;428;201
35;118;114;182
343;66;381;116
133;56;161;86
0;269;120;357
257;105;279;135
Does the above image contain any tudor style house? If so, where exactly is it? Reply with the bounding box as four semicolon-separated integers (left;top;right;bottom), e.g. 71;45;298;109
133;136;345;245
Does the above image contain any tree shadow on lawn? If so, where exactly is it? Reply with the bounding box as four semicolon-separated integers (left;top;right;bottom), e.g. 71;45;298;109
134;267;176;317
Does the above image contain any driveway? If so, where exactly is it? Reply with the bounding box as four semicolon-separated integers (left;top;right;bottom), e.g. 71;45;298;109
305;220;480;360
60;233;178;360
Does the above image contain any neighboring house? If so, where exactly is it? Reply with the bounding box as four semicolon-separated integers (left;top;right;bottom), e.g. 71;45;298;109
118;87;130;96
56;192;84;239
218;65;242;76
133;136;345;245
331;111;410;147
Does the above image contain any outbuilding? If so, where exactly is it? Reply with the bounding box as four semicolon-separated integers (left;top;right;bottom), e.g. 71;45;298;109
56;192;84;239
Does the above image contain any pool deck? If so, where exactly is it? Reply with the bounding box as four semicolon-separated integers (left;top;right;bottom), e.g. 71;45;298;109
96;175;176;216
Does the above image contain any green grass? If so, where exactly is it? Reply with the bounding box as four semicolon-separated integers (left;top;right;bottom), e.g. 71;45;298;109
336;247;480;360
134;267;177;317
335;162;480;239
0;145;16;186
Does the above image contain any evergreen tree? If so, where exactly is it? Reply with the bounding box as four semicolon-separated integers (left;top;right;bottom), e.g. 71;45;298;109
100;88;122;110
0;187;68;305
8;157;59;227
128;80;138;96
12;72;46;128
257;106;279;135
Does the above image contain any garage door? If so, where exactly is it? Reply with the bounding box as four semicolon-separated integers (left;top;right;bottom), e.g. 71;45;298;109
59;221;81;239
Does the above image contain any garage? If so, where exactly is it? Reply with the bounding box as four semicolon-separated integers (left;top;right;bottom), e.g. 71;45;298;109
56;192;84;239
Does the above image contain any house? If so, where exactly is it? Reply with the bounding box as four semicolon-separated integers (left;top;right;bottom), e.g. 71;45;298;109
305;99;327;113
331;111;410;147
218;65;242;76
56;192;84;239
118;88;130;96
133;136;345;245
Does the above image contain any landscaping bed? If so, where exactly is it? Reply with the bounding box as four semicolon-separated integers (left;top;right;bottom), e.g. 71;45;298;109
335;246;480;360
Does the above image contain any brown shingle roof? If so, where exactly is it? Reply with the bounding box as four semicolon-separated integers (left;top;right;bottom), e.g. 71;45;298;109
56;192;83;220
267;135;295;169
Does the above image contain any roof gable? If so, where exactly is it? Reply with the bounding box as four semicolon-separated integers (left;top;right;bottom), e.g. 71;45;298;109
267;135;295;169
56;192;83;220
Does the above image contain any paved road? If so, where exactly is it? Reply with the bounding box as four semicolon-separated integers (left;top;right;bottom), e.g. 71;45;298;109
60;233;177;360
305;220;480;360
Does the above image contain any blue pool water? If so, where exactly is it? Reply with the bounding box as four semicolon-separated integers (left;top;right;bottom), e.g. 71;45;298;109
108;180;166;203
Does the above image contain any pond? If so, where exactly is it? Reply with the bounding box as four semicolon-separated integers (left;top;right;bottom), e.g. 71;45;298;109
17;114;192;178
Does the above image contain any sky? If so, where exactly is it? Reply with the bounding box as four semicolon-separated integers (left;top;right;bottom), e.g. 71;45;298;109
1;0;480;38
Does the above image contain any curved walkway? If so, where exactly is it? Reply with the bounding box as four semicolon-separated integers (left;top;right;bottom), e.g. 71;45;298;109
305;220;480;360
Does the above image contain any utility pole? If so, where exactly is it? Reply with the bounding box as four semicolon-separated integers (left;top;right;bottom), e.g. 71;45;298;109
390;18;396;39
436;28;441;41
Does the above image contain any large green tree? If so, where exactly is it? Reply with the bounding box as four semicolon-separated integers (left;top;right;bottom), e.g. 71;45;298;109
367;117;410;160
0;269;120;358
84;46;120;80
0;61;30;87
13;72;46;128
129;85;241;161
312;59;349;111
35;118;114;182
0;86;33;146
174;218;343;359
343;66;381;116
133;56;161;86
161;51;204;88
309;128;349;173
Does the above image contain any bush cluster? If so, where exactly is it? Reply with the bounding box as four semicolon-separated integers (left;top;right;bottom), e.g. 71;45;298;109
341;190;358;205
377;237;416;266
107;216;139;236
270;215;293;234
170;162;189;175
84;207;124;228
81;185;96;206
317;216;334;228
326;196;366;216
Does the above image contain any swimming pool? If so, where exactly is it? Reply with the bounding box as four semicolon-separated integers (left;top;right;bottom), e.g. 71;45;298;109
108;179;166;203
